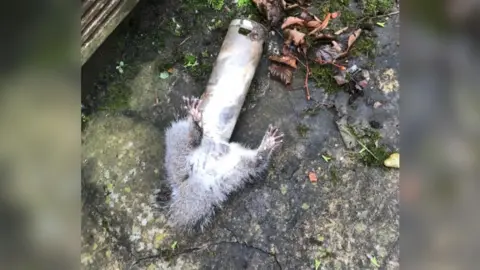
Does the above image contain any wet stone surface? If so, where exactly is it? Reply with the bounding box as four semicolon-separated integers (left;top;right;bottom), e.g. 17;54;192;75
81;0;399;269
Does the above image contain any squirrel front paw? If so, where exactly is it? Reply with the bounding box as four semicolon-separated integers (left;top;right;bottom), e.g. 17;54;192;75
182;96;202;123
260;124;284;152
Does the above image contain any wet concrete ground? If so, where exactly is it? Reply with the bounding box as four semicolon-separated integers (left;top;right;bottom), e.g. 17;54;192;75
81;0;399;269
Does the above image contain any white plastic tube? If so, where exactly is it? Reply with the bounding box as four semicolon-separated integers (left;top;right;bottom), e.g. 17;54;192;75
200;19;267;142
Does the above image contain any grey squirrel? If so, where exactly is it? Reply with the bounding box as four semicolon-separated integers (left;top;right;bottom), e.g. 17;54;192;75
159;96;283;232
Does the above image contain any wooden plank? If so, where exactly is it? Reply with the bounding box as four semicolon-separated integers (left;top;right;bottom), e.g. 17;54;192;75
81;0;141;65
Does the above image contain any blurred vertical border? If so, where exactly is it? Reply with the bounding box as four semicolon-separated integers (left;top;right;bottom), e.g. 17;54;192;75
0;0;80;269
402;0;480;269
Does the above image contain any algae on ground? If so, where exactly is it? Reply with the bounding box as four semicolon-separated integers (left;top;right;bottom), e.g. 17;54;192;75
296;124;310;137
316;0;358;26
309;65;342;94
347;126;392;167
361;0;395;16
208;0;224;10
350;35;376;58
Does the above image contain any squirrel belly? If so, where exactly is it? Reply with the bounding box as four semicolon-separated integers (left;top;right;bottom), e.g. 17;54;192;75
159;96;284;232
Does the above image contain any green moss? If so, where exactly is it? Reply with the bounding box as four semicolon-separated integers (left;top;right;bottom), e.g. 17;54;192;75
329;167;339;186
184;53;198;67
208;0;224;10
318;0;350;14
347;126;392;166
98;82;131;111
207;18;224;30
317;0;358;26
340;9;358;26
361;0;394;16
237;0;252;8
190;62;213;80
296;124;310;137
181;0;208;11
183;52;213;81
350;35;376;59
309;65;341;94
168;18;183;36
302;106;322;117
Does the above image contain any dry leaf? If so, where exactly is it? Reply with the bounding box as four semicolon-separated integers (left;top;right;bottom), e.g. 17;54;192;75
284;28;306;46
306;20;322;29
167;68;174;73
269;55;298;69
308;171;317;182
308;12;332;35
315;44;342;62
253;0;284;26
282;44;296;57
334;71;348;85
269;63;293;85
299;10;314;21
346;28;362;51
356;80;368;89
281;16;305;29
311;12;322;22
331;41;343;52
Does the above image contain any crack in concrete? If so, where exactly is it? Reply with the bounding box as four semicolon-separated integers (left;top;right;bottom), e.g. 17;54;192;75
224;226;283;269
288;165;301;181
130;239;283;270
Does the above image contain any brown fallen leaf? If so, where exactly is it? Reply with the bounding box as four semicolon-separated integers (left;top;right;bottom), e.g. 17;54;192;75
315;43;343;62
282;44;296;57
284;28;306;46
253;0;284;26
305;20;322;29
331;40;344;52
308;171;317;182
269;55;298;69
269;63;293;85
299;10;314;21
281;16;305;29
356;79;368;90
282;0;299;10
333;71;348;85
308;12;332;35
314;29;362;66
346;28;362;52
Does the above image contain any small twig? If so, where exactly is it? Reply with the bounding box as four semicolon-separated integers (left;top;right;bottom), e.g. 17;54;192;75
285;3;299;10
341;126;379;160
377;10;400;17
292;55;307;69
273;28;284;39
334;26;349;35
357;139;379;160
179;36;191;46
315;59;346;70
302;51;311;101
355;10;400;28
